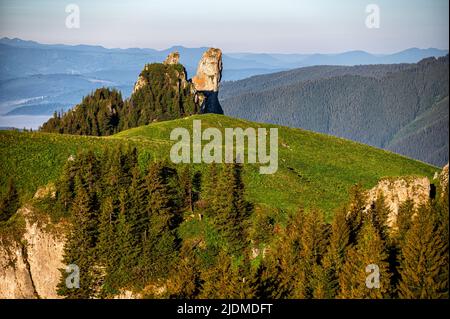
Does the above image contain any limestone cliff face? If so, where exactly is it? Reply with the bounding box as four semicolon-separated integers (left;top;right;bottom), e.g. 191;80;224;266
132;74;147;94
365;176;431;228
0;237;37;298
192;48;222;92
192;48;224;114
0;206;66;299
439;163;449;195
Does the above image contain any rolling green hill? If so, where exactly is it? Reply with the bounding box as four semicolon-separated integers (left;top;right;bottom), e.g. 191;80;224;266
0;114;438;215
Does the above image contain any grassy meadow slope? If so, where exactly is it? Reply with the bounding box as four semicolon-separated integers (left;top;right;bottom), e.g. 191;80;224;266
0;114;438;216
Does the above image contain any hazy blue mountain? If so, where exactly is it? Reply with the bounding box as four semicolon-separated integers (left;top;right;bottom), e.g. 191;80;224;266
226;48;448;69
0;74;116;114
1;37;446;81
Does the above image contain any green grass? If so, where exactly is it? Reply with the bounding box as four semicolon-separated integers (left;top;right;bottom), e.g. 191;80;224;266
0;114;438;214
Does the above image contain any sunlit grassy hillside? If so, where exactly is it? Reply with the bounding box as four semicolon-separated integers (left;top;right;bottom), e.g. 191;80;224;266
0;114;438;215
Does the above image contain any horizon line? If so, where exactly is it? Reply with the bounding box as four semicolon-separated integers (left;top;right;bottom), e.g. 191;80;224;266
1;36;449;56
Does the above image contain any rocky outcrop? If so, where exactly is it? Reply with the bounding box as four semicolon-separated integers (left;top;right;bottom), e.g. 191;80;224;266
33;183;56;200
192;48;224;114
0;238;37;298
192;48;222;92
366;176;431;228
163;51;180;65
113;290;141;299
132;51;189;94
132;73;148;94
131;49;224;115
438;163;449;195
0;206;66;299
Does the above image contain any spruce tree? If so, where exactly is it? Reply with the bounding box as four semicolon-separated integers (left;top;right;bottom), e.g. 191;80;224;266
347;183;367;245
368;193;391;242
0;178;20;222
56;159;77;210
202;162;219;216
338;218;391;299
261;210;306;298
293;209;329;298
141;162;181;281
108;189;143;288
97;196;117;264
311;263;335;299
199;252;257;298
210;163;250;254
321;206;351;298
167;244;201;298
397;204;448;299
395;199;414;245
179;166;194;212
58;174;99;298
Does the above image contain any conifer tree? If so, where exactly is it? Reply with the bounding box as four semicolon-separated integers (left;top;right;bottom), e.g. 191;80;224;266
121;165;148;287
347;183;367;245
261;210;306;298
338;218;391;299
310;263;335;299
0;178;20;222
77;150;100;195
97;196;117;264
56;159;77;210
320;206;351;298
368;193;391;242
192;171;202;205
199;252;257;298
141;162;181;281
107;189;143;288
397;204;448;299
101;147;123;193
434;183;449;247
395;199;415;245
293;209;329;298
210;163;250;253
166;244;201;298
179;166;194;212
202;162;219;215
58;174;99;298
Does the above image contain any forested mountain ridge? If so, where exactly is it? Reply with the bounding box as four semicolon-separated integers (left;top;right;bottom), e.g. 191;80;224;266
40;88;124;136
220;55;449;166
39;49;224;135
40;62;200;135
219;63;417;100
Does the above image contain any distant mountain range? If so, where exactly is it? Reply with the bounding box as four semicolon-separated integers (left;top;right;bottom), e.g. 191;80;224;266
1;37;447;81
220;56;449;167
0;37;447;119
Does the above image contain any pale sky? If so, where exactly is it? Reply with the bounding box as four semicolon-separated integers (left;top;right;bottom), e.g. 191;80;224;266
0;0;448;53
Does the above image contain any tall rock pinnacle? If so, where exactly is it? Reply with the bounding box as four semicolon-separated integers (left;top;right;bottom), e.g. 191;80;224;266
192;48;222;92
192;48;224;114
163;51;180;65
